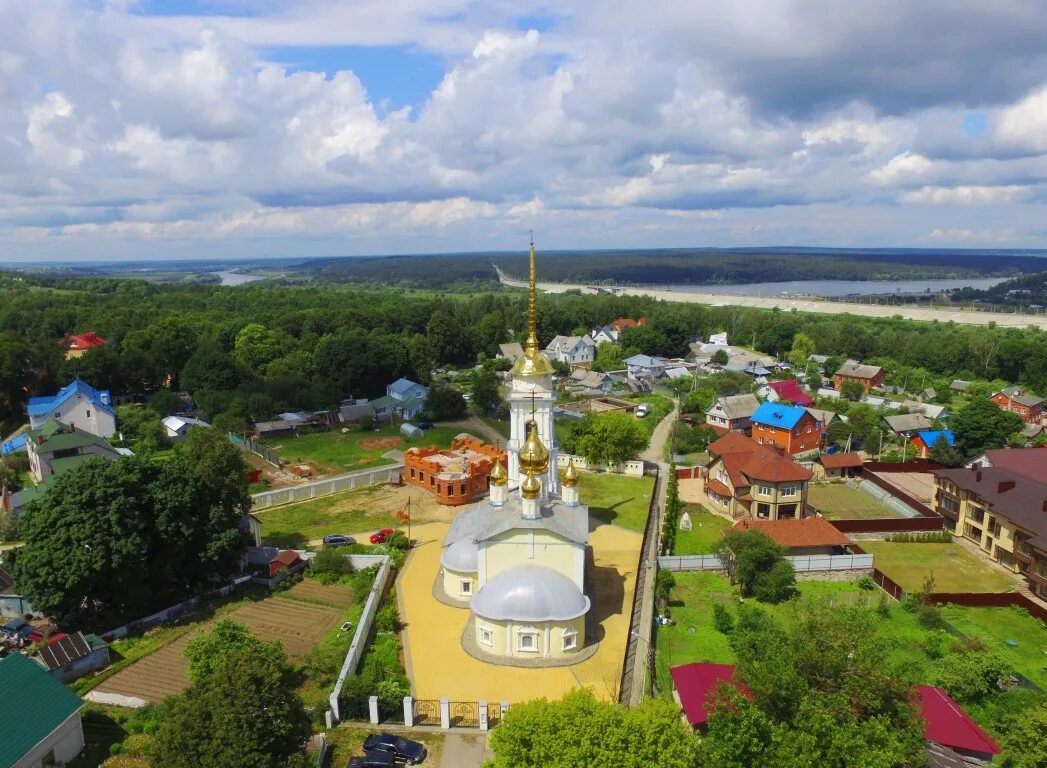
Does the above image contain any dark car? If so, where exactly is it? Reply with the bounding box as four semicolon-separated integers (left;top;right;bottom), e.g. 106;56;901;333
347;751;396;768
0;619;31;640
362;733;427;764
323;534;357;547
416;421;434;430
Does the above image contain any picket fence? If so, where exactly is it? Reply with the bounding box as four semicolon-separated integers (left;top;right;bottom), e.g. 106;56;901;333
657;553;873;573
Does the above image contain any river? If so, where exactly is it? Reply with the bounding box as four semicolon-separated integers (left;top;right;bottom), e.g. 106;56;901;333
649;277;1006;298
213;270;264;286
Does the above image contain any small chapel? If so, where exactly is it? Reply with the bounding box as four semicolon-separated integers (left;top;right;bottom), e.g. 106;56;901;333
439;240;593;664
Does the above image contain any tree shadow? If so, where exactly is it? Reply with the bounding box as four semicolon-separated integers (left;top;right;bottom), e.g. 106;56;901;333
586;497;637;530
585;547;627;641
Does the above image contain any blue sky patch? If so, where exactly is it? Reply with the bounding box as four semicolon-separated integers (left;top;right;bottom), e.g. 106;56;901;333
963;112;988;138
266;45;445;113
134;0;265;17
516;12;558;33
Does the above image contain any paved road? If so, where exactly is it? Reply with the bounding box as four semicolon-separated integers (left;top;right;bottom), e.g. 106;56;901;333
439;733;488;768
496;266;1047;330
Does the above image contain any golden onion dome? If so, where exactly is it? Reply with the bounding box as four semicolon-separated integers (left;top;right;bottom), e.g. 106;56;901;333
521;470;542;499
490;457;508;486
561;457;579;487
511;346;555;377
518;420;550;475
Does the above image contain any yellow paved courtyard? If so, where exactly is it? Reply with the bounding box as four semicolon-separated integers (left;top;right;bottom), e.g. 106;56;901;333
397;520;643;703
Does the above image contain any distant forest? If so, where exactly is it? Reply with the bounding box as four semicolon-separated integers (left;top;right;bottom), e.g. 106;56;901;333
307;248;1047;289
951;271;1047;307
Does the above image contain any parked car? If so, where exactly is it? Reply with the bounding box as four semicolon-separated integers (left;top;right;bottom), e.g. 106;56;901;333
635;404;649;418
416;421;434;430
362;733;427;765
0;618;31;640
347;750;396;768
369;528;396;545
323;534;357;547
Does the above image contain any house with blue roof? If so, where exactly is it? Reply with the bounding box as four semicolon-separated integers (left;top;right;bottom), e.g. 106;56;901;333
749;401;821;455
624;354;666;381
370;377;430;421
910;430;956;459
27;378;115;439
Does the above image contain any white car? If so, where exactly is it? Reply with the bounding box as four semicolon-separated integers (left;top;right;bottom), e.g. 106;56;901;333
635;404;649;418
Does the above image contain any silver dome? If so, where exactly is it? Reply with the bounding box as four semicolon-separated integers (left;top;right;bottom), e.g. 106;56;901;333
471;565;590;622
441;537;479;573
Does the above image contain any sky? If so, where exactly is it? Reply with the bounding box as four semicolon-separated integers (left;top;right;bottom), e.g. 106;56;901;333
5;1;1047;261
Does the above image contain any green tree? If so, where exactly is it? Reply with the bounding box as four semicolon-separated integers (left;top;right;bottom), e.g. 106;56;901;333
840;380;865;401
574;412;650;466
154;645;310;768
182;339;244;393
715;530;796;603
681;385;716;415
148;388;182;416
0;331;37;422
115;405;168;454
593;342;625;372
787;332;816;368
185;620;285;683
928;433;964;467
486;689;699;768
997;701;1047;768
423;383;467;421
11;455;245;624
952;397;1025;456
933;651;1014;704
471;367;501;412
177;426;251;520
234;323;291;373
712;349;729;366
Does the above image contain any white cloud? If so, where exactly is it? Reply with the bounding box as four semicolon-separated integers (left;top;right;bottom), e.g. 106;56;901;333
25;92;85;167
903;185;1032;205
867;152;933;185
994;86;1047;152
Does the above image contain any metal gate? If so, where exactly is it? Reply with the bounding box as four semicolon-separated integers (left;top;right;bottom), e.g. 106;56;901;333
486;702;503;728
449;701;480;728
413;699;440;726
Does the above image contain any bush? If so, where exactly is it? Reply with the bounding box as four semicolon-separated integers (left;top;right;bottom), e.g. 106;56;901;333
876;593;891;618
885;531;952;543
934;652;1014;704
385;531;410;551
375;601;400;633
309;547;355;578
917;603;946;630
712;603;735;635
751;559;797;604
856;576;876;591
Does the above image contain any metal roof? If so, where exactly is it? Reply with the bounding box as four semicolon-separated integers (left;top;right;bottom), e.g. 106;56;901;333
0;654;84;767
470;565;590;621
750;402;808;430
26;378;113;418
441;538;479;573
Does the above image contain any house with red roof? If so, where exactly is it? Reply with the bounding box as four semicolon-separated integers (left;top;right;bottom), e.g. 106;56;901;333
609;317;648;333
704;432;812;520
917;686;1000;763
267;550;302;577
762;379;814;407
65;332;107;360
669;663;752;729
815;452;863;479
732;516;855;556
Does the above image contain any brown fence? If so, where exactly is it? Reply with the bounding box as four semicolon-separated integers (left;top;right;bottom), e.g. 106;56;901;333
829;516;945;534
927;592;1047;623
858;471;938;518
861;460;942;473
676;466;700;480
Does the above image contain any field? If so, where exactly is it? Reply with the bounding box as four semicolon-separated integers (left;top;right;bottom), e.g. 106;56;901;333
579;472;656;531
92;581;355;704
671;504;730;555
810;482;899;520
859;540;1017;593
262;423;466;474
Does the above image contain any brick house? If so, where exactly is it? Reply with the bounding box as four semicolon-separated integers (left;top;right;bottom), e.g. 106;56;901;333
833;361;885;393
404;436;506;506
703;432;812;519
749;402;821;455
704;394;760;435
933;453;1047;600
990;386;1044;423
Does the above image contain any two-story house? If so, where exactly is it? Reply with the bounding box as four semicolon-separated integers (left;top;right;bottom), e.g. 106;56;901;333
369;377;430;421
990;386;1044;424
545;335;596;367
749;402;821;455
27;378;115;438
758;379;814;407
25;420;122;484
933;458;1047;600
833;361;885;393
589;326;618;345
624;354;666;382
65;331;106;360
704;394;761;435
703;432;812;519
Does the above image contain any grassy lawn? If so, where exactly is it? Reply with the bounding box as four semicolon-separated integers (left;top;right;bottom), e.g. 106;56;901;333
480;414;511;440
809;482;896;520
580;472;655;531
262;424;466;474
859;541;1017;593
671;504;729;555
255;486;403;547
940;605;1047;685
68;706;135;768
631;393;674;434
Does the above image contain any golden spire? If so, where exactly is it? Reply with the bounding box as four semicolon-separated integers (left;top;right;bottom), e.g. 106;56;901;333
511;235;555;377
521;470;541;499
518;420;550;475
490;457;507;486
561;457;579;487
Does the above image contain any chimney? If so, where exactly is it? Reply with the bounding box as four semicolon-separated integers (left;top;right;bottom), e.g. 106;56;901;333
998;480;1016;494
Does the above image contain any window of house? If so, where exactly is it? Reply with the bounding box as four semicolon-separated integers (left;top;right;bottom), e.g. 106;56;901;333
86;409;91;418
563;631;578;650
757;485;772;497
781;485;796;496
756;503;771;518
940;495;957;513
460;483;466;495
461;580;472;595
480;627;493;646
518;633;538;652
42;750;56;768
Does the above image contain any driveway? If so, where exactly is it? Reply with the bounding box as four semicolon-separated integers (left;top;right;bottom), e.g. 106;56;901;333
439;733;487;768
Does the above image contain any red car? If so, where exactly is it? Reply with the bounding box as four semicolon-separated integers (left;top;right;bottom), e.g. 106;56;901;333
369;528;396;544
